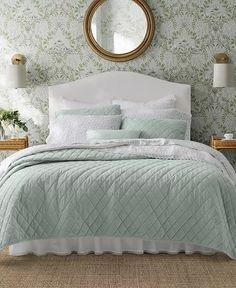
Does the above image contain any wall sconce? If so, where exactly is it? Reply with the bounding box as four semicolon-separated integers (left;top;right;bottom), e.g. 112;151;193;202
6;54;27;88
213;53;234;87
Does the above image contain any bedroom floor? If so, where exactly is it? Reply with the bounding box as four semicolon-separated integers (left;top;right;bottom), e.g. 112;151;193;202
1;249;236;288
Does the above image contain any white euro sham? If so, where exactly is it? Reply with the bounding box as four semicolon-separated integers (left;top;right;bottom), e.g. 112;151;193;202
112;96;176;110
61;98;112;110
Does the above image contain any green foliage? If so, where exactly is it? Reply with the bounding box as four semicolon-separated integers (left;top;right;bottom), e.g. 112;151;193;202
0;109;28;132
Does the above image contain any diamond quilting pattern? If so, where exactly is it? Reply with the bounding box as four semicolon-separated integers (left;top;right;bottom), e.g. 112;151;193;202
0;149;236;258
121;118;187;139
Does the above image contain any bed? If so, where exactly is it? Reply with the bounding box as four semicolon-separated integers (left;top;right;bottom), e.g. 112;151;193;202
1;72;236;258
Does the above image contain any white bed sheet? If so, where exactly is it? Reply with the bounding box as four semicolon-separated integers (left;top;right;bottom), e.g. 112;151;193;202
9;237;217;256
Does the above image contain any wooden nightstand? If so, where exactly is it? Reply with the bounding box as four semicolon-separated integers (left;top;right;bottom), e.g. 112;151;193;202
0;136;29;151
210;135;236;151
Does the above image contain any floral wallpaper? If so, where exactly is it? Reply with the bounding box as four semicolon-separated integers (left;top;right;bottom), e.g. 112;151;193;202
0;0;235;169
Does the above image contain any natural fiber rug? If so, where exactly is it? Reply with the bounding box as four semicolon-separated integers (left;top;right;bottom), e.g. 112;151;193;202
0;248;236;288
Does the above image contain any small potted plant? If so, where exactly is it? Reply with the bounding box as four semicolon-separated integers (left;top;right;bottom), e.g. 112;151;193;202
0;109;28;139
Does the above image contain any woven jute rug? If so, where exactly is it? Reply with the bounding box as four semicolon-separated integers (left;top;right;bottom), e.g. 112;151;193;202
0;248;236;288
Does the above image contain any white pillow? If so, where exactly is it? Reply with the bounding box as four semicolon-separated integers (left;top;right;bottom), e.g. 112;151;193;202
121;108;183;118
62;98;112;110
122;108;192;140
112;96;176;110
47;115;122;145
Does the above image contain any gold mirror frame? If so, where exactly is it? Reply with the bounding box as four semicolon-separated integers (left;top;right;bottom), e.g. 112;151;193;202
84;0;155;62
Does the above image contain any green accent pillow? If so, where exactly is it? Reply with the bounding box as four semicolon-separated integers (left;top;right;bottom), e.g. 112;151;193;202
86;129;141;140
121;118;187;140
57;105;121;117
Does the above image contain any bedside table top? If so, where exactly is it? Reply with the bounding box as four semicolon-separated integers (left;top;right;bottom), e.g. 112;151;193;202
0;136;29;151
210;135;236;150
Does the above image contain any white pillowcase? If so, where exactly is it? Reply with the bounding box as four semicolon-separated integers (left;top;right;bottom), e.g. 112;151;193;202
112;96;176;110
61;98;112;110
47;115;122;145
121;108;185;118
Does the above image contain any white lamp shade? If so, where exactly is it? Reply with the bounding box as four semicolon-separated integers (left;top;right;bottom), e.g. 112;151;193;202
7;64;26;88
213;64;234;87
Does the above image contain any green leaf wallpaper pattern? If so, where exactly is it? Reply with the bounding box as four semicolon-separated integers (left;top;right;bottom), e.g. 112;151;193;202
0;0;235;169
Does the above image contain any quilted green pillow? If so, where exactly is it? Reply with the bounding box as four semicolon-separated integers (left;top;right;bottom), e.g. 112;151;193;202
56;105;121;117
87;129;141;140
121;118;187;140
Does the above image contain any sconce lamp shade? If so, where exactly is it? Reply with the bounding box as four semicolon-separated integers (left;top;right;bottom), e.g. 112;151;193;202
7;64;26;88
213;64;234;87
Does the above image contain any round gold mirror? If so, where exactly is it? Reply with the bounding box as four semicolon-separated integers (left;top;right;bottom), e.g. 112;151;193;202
84;0;155;62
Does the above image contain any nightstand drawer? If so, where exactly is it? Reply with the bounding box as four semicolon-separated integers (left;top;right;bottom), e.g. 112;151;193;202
0;137;28;151
210;136;236;150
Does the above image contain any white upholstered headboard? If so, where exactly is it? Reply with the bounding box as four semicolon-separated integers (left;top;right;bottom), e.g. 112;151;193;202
48;71;191;124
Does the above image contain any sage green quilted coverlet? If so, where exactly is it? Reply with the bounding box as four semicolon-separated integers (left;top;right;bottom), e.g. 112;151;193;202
1;146;236;258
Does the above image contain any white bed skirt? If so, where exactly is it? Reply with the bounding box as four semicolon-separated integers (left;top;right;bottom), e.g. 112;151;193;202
9;237;217;256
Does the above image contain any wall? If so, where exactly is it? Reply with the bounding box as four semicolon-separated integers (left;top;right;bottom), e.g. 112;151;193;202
0;0;235;168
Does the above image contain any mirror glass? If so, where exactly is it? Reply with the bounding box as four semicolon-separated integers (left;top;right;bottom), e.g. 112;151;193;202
91;0;148;54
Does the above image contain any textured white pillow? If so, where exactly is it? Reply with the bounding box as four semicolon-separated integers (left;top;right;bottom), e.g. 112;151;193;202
121;108;192;140
47;115;122;145
112;96;176;110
